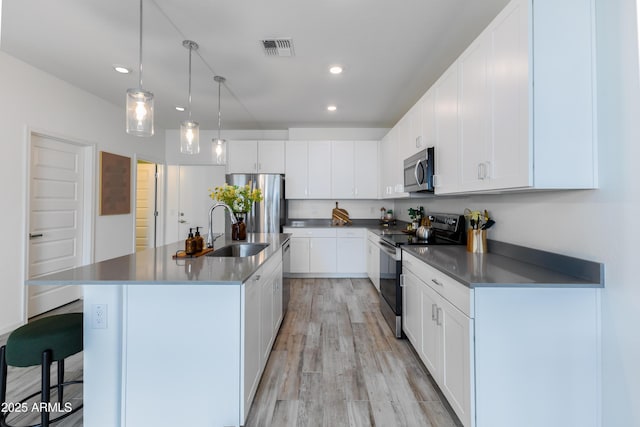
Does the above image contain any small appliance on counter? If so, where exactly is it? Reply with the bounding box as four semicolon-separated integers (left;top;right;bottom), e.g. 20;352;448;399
378;212;466;338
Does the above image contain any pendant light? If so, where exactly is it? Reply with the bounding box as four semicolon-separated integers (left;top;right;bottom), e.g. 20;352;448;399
180;40;200;154
213;75;227;164
126;0;154;137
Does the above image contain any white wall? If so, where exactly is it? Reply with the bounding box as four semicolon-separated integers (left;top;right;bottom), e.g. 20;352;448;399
287;200;392;219
396;0;640;423
0;51;165;334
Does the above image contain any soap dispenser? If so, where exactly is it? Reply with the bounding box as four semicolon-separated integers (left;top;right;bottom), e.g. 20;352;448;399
194;227;204;252
185;228;197;255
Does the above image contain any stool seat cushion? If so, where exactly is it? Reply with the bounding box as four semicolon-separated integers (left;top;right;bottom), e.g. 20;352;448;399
5;313;83;367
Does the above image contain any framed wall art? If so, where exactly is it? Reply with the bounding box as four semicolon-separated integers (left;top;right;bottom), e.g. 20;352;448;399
100;151;131;215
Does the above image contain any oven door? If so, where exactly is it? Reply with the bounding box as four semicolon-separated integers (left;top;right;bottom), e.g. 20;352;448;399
379;238;403;337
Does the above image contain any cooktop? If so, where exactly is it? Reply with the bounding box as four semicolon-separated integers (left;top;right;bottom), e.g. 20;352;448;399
380;213;466;247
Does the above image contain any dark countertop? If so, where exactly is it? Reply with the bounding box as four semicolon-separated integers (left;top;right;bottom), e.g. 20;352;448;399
26;233;291;285
403;244;604;289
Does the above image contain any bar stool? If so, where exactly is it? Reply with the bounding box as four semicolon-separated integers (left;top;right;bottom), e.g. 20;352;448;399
0;313;83;427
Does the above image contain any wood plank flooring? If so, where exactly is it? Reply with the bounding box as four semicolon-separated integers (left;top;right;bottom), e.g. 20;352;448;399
0;300;83;427
245;278;462;427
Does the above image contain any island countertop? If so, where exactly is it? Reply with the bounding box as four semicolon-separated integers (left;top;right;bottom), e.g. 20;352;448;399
26;233;291;285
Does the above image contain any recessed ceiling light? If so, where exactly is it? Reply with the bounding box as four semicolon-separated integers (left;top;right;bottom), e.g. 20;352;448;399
175;106;185;112
329;66;343;75
113;65;131;74
327;105;337;112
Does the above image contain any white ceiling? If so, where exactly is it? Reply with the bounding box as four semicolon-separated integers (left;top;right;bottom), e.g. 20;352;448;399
0;0;509;131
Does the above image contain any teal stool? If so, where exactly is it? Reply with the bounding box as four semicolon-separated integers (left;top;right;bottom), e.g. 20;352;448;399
0;313;83;427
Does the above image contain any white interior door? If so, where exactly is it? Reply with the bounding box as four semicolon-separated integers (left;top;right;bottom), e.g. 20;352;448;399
172;165;226;243
28;135;86;317
136;162;156;251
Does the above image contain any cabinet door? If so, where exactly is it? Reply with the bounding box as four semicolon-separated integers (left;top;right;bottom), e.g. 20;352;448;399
257;140;285;174
409;102;424;155
354;141;378;199
336;237;365;273
422;88;436;149
487;0;530;190
272;262;283;331
379;132;394;198
285;141;308;199
370;242;380;291
434;62;460;194
331;141;355;198
401;270;421;346
440;297;474;427
289;237;310;273
307;141;332;198
309;238;336;273
420;281;442;380
243;277;261;419
459;35;490;192
228;140;258;173
260;275;274;364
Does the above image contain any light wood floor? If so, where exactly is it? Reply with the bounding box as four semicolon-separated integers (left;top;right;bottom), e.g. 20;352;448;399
1;279;461;427
245;278;461;427
0;300;83;427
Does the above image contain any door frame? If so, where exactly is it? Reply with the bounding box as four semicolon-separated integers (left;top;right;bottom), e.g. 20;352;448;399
132;154;165;251
23;128;96;321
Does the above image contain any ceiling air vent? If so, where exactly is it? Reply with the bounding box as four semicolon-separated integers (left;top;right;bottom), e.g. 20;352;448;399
261;38;295;57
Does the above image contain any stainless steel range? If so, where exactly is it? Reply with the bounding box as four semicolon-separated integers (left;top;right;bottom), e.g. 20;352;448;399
378;212;466;338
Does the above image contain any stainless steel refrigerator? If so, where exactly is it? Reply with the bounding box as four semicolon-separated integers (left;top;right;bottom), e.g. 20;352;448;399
224;174;285;233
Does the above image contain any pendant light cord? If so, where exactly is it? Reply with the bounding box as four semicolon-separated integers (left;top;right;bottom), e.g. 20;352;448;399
217;79;222;140
187;45;193;121
138;0;144;89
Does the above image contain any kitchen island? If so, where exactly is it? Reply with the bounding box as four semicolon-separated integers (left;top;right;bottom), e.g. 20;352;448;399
26;233;290;427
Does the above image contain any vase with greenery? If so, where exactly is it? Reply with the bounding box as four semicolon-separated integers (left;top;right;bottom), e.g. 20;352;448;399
209;183;263;240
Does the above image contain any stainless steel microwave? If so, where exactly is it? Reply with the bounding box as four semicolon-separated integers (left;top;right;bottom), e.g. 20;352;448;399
403;147;434;193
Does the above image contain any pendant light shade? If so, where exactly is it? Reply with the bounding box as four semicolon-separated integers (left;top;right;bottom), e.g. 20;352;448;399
126;0;154;137
213;75;227;164
180;40;200;154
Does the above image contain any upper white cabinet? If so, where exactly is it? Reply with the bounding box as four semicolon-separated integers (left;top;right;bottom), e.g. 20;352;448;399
421;88;436;151
379;127;409;199
433;62;461;195
285;141;331;199
331;141;379;199
408;102;424;156
227;140;285;174
439;0;597;193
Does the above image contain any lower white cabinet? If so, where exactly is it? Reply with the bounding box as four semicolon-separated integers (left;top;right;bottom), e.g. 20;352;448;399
366;231;380;291
402;252;474;427
283;227;366;276
242;250;283;422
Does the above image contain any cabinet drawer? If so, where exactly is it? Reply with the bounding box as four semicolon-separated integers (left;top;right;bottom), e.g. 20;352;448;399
403;252;474;318
283;227;337;238
336;228;366;238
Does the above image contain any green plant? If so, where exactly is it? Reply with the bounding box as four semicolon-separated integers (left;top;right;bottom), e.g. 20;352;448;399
209;183;263;213
408;206;424;221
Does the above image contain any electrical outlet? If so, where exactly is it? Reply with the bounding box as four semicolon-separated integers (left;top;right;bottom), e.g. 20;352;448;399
92;304;107;329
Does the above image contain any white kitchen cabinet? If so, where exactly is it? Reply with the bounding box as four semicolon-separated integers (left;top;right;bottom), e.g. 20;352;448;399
421;88;436;151
309;237;336;273
444;0;596;193
288;236;310;273
285;141;331;199
408;102;424;155
402;252;474;427
433;62;461;195
366;231;380;291
241;250;283;422
379;127;408;199
243;268;262;418
331;141;379;199
336;228;366;274
227;140;285;174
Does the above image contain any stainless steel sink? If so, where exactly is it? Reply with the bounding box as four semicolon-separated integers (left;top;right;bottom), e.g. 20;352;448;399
207;243;270;258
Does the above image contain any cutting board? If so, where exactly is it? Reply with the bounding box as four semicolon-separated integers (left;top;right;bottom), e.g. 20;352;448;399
332;202;352;225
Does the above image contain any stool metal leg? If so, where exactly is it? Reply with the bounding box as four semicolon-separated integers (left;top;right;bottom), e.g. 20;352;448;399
57;360;64;404
0;346;6;405
41;350;52;427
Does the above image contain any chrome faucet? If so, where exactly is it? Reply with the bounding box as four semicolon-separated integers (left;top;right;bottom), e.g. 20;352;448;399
207;202;238;248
